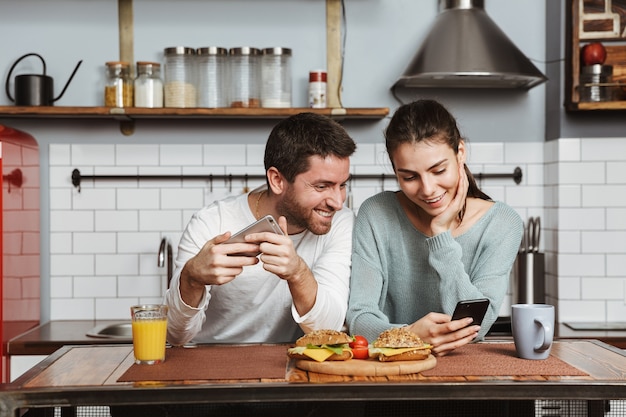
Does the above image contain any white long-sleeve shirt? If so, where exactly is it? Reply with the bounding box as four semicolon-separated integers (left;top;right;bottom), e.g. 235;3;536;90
166;190;354;345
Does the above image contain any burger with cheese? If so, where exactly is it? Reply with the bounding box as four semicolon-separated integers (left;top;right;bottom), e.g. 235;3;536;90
370;327;432;362
287;329;353;362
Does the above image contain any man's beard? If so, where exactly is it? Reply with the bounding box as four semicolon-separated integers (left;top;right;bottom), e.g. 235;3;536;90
277;190;333;236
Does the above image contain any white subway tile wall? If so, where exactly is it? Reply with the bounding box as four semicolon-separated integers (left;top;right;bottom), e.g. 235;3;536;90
3;138;40;322
48;138;626;323
546;138;626;323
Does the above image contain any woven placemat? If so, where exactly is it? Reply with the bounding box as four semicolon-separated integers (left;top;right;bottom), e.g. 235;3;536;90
421;343;588;376
118;345;289;382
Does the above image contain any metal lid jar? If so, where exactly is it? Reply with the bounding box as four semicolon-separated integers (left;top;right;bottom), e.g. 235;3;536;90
163;46;197;108
134;61;163;108
229;47;261;108
261;47;292;108
196;47;228;108
579;64;615;102
104;61;133;107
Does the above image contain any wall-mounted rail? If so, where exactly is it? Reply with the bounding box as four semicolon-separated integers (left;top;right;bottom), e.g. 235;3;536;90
71;167;523;192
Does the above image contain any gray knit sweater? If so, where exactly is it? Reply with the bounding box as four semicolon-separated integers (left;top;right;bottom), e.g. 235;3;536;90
346;191;523;342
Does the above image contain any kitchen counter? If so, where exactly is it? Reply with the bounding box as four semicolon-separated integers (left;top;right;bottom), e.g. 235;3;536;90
7;320;131;356
489;317;626;349
7;320;626;357
2;321;38;348
1;340;625;417
558;323;626;349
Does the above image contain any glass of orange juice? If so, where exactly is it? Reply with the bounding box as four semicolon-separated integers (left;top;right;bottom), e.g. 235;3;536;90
131;304;168;365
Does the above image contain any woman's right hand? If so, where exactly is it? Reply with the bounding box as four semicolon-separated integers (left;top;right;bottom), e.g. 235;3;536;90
405;312;480;357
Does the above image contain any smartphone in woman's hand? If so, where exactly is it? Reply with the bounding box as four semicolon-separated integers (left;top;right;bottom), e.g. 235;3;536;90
451;298;490;327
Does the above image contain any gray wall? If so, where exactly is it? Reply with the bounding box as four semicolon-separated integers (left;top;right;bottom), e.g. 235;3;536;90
3;1;622;144
2;0;549;144
2;0;624;324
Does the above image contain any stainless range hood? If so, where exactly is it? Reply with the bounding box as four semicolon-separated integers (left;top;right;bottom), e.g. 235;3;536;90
393;0;547;90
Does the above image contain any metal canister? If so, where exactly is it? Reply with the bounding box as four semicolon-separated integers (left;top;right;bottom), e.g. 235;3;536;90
104;61;133;107
229;47;261;108
163;46;197;108
196;47;228;108
580;64;614;102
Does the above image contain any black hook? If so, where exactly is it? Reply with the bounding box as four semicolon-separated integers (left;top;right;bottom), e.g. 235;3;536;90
3;168;22;193
513;167;523;184
72;168;82;192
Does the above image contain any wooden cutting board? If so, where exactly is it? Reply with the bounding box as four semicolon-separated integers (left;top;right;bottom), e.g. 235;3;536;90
295;355;436;376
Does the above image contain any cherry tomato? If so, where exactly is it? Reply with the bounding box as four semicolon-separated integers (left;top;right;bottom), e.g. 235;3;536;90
351;346;370;360
349;335;368;348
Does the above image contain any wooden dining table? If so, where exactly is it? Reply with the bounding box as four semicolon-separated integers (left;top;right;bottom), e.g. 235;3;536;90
1;339;626;417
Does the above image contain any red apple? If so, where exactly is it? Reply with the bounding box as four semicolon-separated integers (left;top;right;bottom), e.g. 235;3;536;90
581;42;607;66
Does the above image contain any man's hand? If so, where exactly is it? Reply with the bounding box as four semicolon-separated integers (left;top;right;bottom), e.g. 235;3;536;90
244;216;305;281
179;232;260;307
246;216;317;316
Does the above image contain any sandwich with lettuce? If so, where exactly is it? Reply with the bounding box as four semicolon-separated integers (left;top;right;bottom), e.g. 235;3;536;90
287;329;353;362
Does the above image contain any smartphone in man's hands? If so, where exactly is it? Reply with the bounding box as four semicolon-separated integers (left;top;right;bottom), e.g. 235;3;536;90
225;215;284;257
451;298;490;327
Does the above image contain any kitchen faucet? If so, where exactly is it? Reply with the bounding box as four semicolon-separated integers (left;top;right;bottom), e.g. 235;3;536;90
158;237;173;289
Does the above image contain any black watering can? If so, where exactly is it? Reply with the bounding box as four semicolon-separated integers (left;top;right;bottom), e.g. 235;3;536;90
5;53;82;106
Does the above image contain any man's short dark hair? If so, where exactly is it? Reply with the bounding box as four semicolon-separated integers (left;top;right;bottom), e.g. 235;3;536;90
264;112;356;182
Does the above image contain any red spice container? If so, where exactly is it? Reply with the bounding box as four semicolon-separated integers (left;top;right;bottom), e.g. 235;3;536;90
308;70;327;108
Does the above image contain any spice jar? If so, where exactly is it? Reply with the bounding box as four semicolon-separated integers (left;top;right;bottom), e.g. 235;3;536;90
229;47;261;108
196;47;228;108
163;46;197;108
104;61;133;107
134;61;163;108
261;47;292;108
308;70;327;108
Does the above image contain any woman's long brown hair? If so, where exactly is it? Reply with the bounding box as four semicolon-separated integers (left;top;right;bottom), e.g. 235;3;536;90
385;99;492;221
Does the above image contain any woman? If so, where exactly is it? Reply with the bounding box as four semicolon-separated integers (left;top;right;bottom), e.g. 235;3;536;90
346;99;523;356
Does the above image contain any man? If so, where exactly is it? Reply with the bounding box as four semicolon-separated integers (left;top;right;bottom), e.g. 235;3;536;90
166;112;357;345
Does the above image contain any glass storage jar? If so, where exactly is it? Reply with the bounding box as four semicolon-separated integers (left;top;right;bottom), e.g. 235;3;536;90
196;47;228;108
261;47;292;108
163;46;197;108
104;61;133;107
134;61;163;108
229;47;261;108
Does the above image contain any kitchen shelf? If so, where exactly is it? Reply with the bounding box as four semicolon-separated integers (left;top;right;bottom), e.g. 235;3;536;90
0;106;389;120
573;100;626;110
0;0;390;127
565;0;626;112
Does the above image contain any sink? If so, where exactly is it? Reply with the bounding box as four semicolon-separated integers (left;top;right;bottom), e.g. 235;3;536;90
86;322;133;339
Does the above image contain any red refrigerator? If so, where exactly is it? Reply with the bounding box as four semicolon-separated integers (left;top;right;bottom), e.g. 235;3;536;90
0;125;40;383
